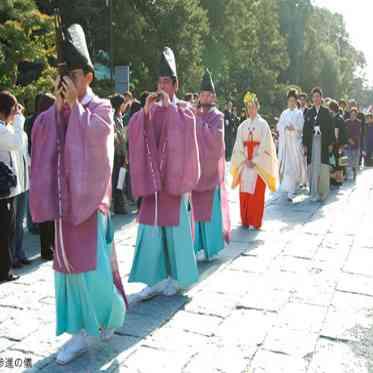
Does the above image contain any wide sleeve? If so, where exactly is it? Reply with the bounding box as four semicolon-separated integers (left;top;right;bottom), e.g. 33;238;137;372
194;112;224;192
128;108;161;198
64;100;114;225
0;114;25;151
276;111;286;133
164;105;200;195
29;107;59;223
295;111;304;132
252;120;279;192
230;123;246;189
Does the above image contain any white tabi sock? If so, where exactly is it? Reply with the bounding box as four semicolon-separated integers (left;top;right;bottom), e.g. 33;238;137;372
56;330;89;365
162;278;180;296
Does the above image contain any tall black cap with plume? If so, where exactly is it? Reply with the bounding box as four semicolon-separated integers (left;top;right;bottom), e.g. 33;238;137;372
61;24;94;72
200;68;215;93
159;47;177;78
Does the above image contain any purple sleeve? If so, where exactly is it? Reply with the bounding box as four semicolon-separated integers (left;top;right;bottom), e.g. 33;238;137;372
164;105;200;195
194;112;224;192
29;107;59;223
128;109;161;198
64;100;114;226
128;105;200;197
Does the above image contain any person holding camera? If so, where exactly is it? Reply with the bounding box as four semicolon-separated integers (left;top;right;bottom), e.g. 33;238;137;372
303;87;335;202
0;91;26;283
10;102;32;269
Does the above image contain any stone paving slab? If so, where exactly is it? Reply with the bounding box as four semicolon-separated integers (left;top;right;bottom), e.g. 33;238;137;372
307;339;369;373
263;327;319;358
249;350;308;373
1;169;373;372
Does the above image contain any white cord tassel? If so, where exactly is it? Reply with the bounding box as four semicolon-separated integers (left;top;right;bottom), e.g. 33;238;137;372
58;218;73;273
154;191;158;227
56;134;73;273
54;220;63;269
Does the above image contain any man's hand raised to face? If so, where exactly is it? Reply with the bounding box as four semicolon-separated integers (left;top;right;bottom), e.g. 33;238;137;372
61;76;79;109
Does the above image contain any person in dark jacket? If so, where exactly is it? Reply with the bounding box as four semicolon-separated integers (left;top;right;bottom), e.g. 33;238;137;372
303;87;335;201
345;107;362;181
338;99;347;119
27;93;56;261
122;92;141;203
329;100;348;186
110;94;128;214
24;93;55;235
224;101;238;160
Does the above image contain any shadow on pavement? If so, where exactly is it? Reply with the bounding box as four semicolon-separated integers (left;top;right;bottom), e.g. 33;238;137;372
25;229;253;372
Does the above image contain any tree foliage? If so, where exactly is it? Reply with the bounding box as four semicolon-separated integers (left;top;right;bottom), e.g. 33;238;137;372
112;0;208;94
281;3;367;99
200;0;289;115
0;0;371;115
0;0;55;110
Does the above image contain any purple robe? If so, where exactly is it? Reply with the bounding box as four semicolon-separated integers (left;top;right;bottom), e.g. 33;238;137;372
128;100;200;226
191;107;231;242
30;96;114;274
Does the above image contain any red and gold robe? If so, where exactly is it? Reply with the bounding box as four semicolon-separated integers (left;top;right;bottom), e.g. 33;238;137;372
231;115;278;229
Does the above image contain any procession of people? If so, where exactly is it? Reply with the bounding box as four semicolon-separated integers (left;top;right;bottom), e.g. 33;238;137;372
1;21;373;366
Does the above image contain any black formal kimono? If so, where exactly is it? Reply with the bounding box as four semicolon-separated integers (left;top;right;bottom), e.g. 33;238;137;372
303;105;335;200
303;106;335;165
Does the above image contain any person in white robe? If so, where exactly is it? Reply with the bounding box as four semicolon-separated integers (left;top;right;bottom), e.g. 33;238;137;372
277;89;307;201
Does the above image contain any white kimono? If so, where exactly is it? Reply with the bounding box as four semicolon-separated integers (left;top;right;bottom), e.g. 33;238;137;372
277;108;307;197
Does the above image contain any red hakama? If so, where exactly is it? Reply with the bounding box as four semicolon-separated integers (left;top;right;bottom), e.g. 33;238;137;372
240;140;266;229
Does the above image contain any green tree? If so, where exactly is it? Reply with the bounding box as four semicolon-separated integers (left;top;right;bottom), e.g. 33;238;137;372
41;0;111;61
0;0;55;111
112;0;209;94
278;0;312;85
301;6;366;98
201;0;288;117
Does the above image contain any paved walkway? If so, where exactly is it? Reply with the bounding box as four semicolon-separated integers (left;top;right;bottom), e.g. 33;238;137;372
1;169;373;372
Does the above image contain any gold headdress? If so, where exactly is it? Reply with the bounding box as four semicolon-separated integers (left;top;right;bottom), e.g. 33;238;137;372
243;91;257;105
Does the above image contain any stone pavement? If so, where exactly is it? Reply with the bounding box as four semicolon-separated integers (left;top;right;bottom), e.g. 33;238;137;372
1;169;373;372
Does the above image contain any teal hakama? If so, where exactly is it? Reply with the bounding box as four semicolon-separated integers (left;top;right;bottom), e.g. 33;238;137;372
55;213;126;336
129;197;199;289
194;187;224;259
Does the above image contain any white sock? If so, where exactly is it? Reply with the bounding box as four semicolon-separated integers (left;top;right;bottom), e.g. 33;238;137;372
56;330;88;365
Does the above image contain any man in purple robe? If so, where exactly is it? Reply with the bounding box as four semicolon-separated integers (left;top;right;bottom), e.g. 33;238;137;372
192;69;231;260
128;47;200;301
30;24;126;365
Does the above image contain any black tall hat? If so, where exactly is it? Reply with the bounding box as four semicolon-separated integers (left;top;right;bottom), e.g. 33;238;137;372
159;47;177;78
200;68;215;93
62;24;94;72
